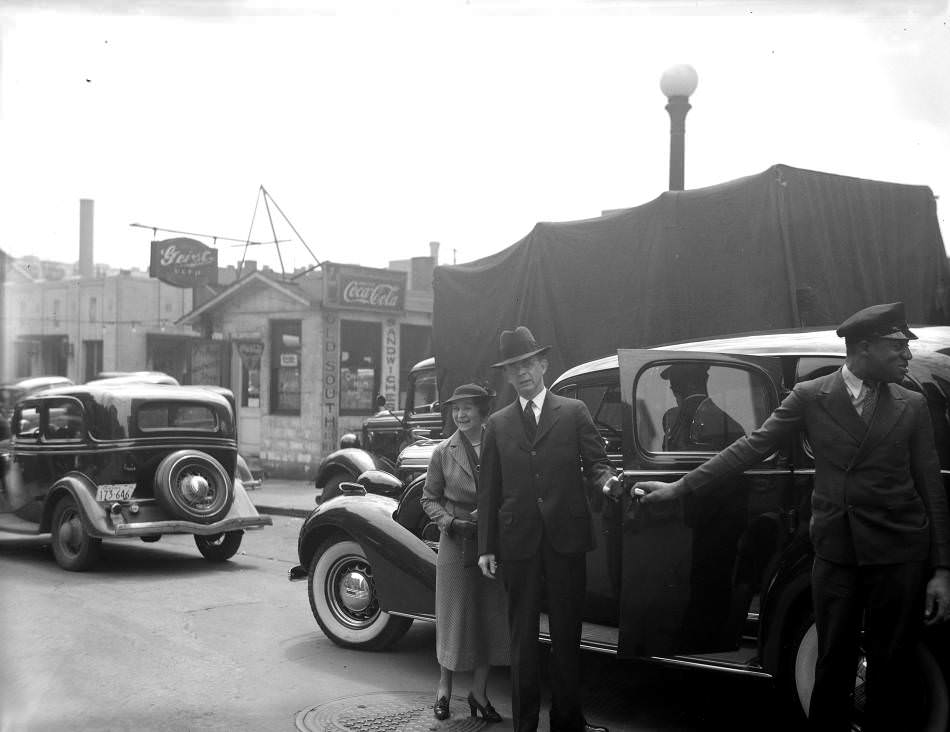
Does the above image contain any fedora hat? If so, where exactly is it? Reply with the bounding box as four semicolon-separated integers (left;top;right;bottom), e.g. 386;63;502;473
444;383;496;404
490;326;551;368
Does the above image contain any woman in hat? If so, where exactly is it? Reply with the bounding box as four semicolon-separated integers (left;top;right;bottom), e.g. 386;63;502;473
420;382;509;723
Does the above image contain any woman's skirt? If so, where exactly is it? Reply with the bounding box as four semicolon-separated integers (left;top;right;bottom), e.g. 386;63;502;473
435;529;510;671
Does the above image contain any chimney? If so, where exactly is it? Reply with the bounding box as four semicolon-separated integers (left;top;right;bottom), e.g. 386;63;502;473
79;199;94;278
429;240;440;265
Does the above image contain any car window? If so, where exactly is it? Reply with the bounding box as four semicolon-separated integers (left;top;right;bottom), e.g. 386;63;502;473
16;405;40;438
795;356;843;383
136;402;220;432
636;362;774;453
45;398;84;441
408;370;438;413
573;382;622;436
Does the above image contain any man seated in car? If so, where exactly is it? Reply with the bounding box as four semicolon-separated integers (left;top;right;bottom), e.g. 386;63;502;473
661;364;743;451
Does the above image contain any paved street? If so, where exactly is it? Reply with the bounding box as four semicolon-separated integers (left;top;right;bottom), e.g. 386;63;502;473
0;509;795;731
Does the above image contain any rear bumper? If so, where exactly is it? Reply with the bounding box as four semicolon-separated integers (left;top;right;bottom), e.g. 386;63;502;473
114;514;272;537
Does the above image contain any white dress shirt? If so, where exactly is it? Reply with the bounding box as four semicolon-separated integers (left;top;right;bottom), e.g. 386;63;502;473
519;387;547;422
841;363;872;416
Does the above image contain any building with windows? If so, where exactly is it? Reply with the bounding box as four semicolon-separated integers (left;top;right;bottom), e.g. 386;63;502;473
1;197;435;478
178;250;435;478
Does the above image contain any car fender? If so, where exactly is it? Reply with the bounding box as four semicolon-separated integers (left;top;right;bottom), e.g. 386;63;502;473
41;474;111;537
758;541;813;675
297;493;436;616
315;448;395;487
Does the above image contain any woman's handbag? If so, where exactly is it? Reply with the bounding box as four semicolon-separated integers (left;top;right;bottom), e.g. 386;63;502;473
457;509;478;568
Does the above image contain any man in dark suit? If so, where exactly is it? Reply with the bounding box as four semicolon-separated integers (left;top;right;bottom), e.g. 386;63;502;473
478;326;618;732
631;303;950;731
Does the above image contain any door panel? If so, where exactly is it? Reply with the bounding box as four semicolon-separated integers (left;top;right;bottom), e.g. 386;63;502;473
616;350;790;659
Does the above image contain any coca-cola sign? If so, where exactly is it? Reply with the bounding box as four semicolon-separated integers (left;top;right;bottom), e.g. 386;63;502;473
325;264;406;312
149;238;218;288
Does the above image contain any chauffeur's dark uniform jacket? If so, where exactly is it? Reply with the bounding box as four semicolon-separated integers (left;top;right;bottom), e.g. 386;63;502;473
477;392;615;561
680;369;950;568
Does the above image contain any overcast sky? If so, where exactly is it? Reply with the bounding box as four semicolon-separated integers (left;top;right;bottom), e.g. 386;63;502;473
1;1;947;274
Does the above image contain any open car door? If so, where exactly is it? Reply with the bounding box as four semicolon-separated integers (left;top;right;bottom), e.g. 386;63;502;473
616;349;790;661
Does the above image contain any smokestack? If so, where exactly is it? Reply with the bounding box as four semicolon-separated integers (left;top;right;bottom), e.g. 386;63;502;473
79;199;94;278
429;241;440;264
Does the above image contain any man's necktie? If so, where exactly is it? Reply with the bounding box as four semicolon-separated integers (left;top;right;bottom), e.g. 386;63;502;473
860;381;878;424
523;400;537;441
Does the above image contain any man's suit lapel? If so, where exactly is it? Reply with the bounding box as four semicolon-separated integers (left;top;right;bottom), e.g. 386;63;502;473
500;401;533;451
533;395;560;446
446;430;473;480
852;384;906;465
817;370;868;445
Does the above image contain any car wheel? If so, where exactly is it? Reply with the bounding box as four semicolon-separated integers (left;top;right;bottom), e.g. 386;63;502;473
194;531;243;562
318;473;350;504
50;495;101;571
154;450;233;523
789;619;948;731
308;537;412;650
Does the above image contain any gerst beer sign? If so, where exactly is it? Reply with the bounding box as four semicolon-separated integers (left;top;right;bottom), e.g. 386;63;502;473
324;263;406;312
149;238;219;287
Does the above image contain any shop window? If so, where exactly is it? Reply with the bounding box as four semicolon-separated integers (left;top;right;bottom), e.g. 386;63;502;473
340;320;381;415
270;320;302;415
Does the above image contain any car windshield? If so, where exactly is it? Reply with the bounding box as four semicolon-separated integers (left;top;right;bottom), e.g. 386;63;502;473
408;370;438;413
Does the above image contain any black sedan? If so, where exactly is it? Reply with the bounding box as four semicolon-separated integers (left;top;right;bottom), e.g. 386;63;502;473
291;326;950;730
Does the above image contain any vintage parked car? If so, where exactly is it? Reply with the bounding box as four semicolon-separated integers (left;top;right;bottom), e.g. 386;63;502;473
313;357;443;503
290;326;950;729
0;376;75;439
0;380;272;571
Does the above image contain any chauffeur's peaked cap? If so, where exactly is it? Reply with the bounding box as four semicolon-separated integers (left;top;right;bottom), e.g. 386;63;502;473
835;302;917;341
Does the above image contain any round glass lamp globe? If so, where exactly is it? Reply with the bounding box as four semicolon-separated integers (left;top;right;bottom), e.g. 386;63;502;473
660;65;699;98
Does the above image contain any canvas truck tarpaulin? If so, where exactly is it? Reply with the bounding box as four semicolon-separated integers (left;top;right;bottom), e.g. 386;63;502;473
433;164;950;404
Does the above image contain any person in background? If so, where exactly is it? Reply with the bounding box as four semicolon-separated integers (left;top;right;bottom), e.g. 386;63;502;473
478;326;618;732
421;383;509;724
628;302;950;731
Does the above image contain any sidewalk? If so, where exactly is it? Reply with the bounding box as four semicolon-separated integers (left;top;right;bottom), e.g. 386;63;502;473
246;478;319;519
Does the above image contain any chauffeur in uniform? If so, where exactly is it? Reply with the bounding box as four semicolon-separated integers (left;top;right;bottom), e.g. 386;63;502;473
477;326;618;732
630;303;950;731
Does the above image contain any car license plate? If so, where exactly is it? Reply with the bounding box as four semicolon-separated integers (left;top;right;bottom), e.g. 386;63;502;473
96;484;136;501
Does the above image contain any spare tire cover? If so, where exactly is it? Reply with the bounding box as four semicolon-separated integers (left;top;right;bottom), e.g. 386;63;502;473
153;450;233;523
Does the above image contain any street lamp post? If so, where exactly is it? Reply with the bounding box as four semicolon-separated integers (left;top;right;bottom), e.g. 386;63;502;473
660;64;699;191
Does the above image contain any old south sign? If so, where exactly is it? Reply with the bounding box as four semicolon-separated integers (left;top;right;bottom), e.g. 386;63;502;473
149;238;219;287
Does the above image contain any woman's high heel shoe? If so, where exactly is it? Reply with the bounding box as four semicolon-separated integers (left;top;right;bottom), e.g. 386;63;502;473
433;695;450;721
467;691;502;723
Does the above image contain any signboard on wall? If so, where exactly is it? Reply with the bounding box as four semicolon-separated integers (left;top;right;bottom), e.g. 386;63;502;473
324;263;406;312
149;238;219;287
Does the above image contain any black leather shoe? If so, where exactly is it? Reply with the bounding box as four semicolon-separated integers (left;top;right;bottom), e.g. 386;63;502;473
433;695;450;721
583;724;609;732
467;691;503;723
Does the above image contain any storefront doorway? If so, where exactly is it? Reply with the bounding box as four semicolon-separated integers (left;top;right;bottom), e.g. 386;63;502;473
235;341;263;458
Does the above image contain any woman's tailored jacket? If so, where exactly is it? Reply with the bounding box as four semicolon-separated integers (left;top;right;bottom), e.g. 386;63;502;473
421;429;479;532
681;368;950;568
